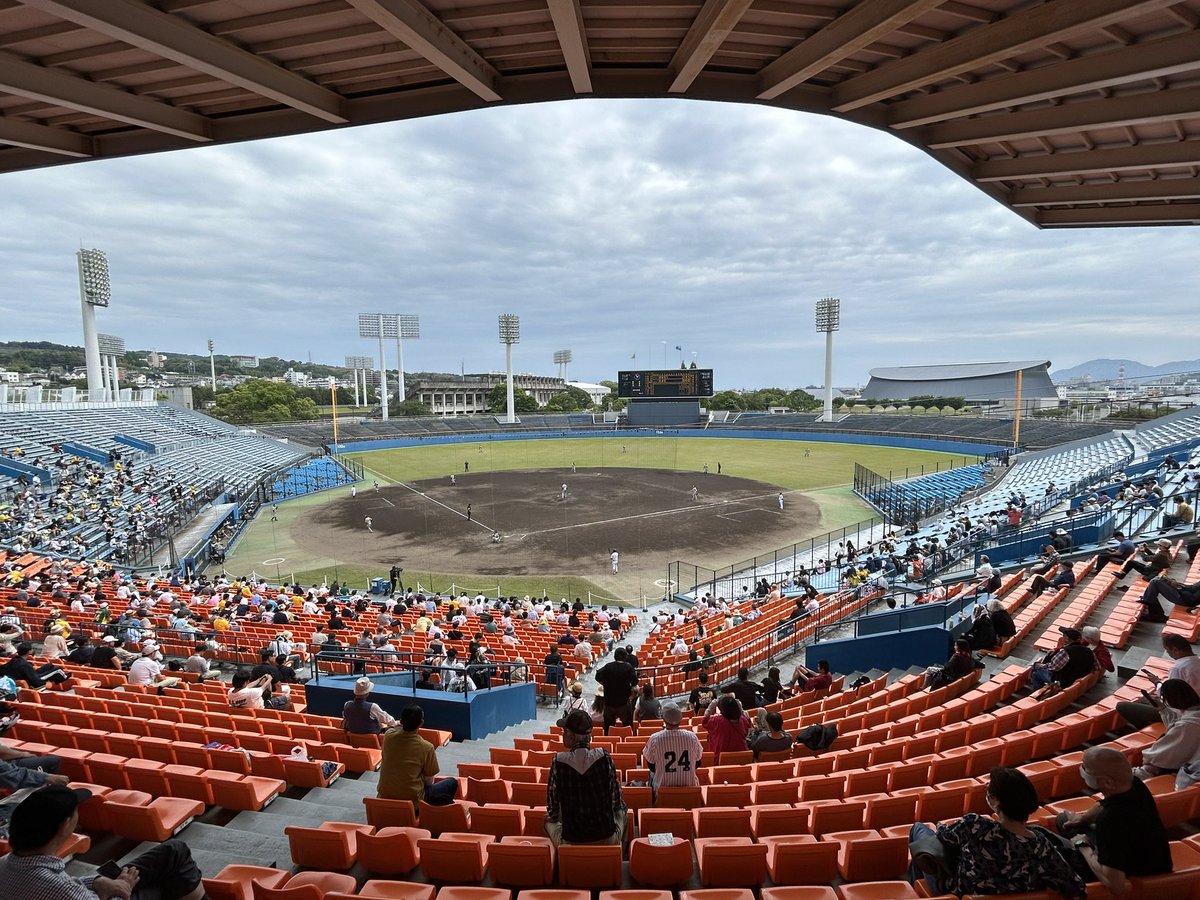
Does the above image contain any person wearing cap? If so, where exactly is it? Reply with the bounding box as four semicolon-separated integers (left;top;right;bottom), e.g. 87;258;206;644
545;709;626;846
378;704;458;805
126;643;178;691
642;703;703;794
40;624;69;660
89;634;123;670
0;783;206;899
1029;628;1095;695
1120;538;1173;582
1029;559;1076;598
343;677;397;735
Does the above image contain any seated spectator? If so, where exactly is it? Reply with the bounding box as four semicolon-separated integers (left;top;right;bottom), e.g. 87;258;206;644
184;642;220;680
642;703;702;793
343;676;397;735
572;638;593;664
377;704;458;805
963;605;997;652
228;670;272;709
1081;626;1114;675
1029;562;1075;598
1162;496;1194;529
790;659;833;694
720;667;762;708
1096;531;1136;568
635;683;661;722
987;598;1016;642
0;642;67;689
926;640;975;690
1029;628;1095;695
64;635;94;665
89;634;123;670
1140;573;1200;617
702;695;750;764
0;726;67;791
1050;528;1073;552
544;709;626;846
1131;678;1200;779
759;666;784;704
0;784;206;899
1120;538;1173;582
748;710;794;756
414;669;442;691
1054;747;1172;895
127;642;178;691
41;624;68;659
909;767;1085;899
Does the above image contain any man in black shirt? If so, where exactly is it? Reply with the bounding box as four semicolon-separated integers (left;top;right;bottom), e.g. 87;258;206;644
89;636;122;670
1056;746;1171;895
688;671;716;714
595;648;638;733
65;636;94;665
720;667;762;709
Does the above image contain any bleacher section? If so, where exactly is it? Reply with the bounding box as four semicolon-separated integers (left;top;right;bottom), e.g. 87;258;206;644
269;457;356;500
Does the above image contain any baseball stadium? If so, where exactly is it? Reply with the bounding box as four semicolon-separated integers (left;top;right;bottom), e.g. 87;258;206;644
2;0;1200;897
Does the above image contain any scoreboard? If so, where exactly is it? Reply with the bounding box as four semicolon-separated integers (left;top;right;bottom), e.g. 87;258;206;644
618;368;714;399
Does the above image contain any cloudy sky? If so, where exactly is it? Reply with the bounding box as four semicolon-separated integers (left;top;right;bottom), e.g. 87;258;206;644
2;98;1197;390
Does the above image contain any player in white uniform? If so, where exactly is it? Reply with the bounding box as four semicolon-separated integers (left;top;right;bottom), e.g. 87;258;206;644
364;516;373;532
610;549;619;574
642;704;703;794
778;492;785;510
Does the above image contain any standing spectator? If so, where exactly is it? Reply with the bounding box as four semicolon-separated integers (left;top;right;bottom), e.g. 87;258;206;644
377;704;458;805
595;648;638;732
642;703;702;794
544;710;626;846
702;695;750;764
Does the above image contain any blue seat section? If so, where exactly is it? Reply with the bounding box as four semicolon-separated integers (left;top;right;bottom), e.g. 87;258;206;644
269;456;356;499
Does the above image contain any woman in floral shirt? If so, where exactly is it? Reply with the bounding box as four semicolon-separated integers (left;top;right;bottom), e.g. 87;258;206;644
910;767;1086;898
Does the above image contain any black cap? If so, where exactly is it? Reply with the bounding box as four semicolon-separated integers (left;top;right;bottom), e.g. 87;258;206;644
8;784;91;852
1058;626;1082;641
561;709;594;736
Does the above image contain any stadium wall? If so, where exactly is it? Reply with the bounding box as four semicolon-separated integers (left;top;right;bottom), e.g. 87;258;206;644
330;428;1005;457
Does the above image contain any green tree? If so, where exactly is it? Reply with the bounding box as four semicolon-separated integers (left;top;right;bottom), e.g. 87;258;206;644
486;384;539;414
395;399;432;416
190;384;216;407
543;386;594;412
709;390;745;411
211;379;320;423
783;389;820;411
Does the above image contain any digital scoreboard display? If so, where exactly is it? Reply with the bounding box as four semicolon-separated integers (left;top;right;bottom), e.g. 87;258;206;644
618;369;714;399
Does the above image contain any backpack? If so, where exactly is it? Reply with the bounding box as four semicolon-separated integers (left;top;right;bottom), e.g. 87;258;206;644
796;722;838;752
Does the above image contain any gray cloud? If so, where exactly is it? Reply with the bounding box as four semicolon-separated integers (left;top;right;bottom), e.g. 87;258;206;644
2;99;1196;389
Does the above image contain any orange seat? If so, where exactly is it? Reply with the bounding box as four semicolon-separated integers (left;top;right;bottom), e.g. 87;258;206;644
750;804;808;839
825;830;909;883
599;892;673;900
703;784;753;807
862;793;919;831
835;883;921;900
252;872;358;900
638;807;693;840
693;808;753;838
418;832;494;882
365;797;419;828
357;827;431;876
762;888;839;900
760;835;837;885
203;865;289;900
656;785;704;809
468;777;513;804
629;836;694;887
510;782;548;807
489;836;556;887
515;891;589;900
470;804;526;838
103;793;203;842
419;799;473;835
807;799;865;836
557;845;623;888
207;772;285;812
753;781;800;806
284;822;372;870
680;889;755;900
694;837;768;887
352;882;437;900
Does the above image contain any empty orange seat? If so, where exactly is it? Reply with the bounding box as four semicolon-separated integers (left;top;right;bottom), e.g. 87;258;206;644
353;882;437;900
357;826;430;876
629;836;694;887
253;872;358;900
835;883;921;900
468;777;513;804
557;845;623;888
599;892;673;900
760;835;837;885
762;888;839;900
365;797;419;828
488;836;555;887
284;822;372;870
825;830;909;883
703;784;753;807
203;864;289;900
750;804;808;839
695;837;768;887
680;889;755;900
638;807;693;840
419;799;473;835
103;792;203;842
693;808;752;838
418;832;494;882
207;771;285;812
515;891;589;900
807;799;865;836
470;804;526;838
656;785;703;809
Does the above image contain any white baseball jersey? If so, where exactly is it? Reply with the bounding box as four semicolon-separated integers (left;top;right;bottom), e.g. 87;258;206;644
642;727;703;790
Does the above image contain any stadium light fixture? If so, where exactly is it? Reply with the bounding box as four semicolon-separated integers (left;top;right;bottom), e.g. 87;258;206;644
207;338;217;392
77;249;111;402
815;297;841;423
395;314;419;403
358;314;391;421
345;354;372;407
499;314;520;423
553;349;572;381
97;333;125;400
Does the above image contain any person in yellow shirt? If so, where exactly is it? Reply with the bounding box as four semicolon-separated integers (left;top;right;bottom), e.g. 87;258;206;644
377;705;458;805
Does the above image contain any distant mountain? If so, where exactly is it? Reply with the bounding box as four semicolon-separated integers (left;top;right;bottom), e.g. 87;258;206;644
1052;358;1200;383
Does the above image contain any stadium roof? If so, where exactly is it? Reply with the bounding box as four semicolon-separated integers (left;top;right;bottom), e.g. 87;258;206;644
867;360;1051;381
1;1;1198;229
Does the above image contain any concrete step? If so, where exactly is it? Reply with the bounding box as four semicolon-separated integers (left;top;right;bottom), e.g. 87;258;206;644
174;820;293;872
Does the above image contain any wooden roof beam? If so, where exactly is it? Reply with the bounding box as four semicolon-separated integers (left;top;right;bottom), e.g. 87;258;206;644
757;0;943;100
21;0;348;122
1038;202;1200;226
346;0;501;101
1011;176;1200;206
831;0;1180;112
889;30;1200;128
669;0;754;93
0;116;92;156
546;0;592;93
0;50;211;141
924;85;1200;148
974;140;1200;181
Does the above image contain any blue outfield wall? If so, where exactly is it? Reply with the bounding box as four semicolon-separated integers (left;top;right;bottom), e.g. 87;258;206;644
331;428;1004;457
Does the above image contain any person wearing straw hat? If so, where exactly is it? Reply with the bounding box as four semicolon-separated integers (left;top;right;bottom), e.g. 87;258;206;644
561;681;590;718
342;676;397;735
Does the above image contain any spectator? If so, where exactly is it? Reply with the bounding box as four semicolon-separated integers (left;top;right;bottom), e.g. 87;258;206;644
702;695;750;764
720;667;762;709
790;659;833;694
926;640;975;690
377;704;458;805
642;703;702;794
909;767;1085;899
987;598;1016;643
595;648;638;732
227;670;272;709
748;710;794;756
688;670;716;714
0;730;67;791
0;784;206;899
89;635;122;670
1081;626;1114;675
560;681;589;717
127;643;178;691
963;605;998;652
1132;679;1200;779
759;666;784;704
342;676;397;735
1140;573;1200;617
0;642;67;689
1162;496;1194;529
1049;528;1073;552
1096;531;1136;569
1054;747;1172;895
41;624;69;659
544;709;626;846
64;635;94;665
1029;628;1095;695
635;683;661;722
1120;538;1173;582
1118;633;1200;728
1029;561;1075;598
184;642;220;680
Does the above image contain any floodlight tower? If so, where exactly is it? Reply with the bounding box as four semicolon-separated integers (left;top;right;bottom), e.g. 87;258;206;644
345;355;368;407
359;314;397;421
815;297;841;423
207;339;217;392
498;314;520;423
97;334;125;400
395;315;419;403
554;349;572;381
77;249;111;402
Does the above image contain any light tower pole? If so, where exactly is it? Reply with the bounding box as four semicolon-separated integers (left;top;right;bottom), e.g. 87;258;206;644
553;349;572;381
345;355;372;407
815;297;841;423
359;314;398;421
97;334;125;401
77;249;111;402
499;314;520;424
395;315;419;404
207;339;217;392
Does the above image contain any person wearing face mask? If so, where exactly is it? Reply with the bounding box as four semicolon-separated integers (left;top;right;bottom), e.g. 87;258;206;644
1054;746;1172;895
909;767;1086;898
